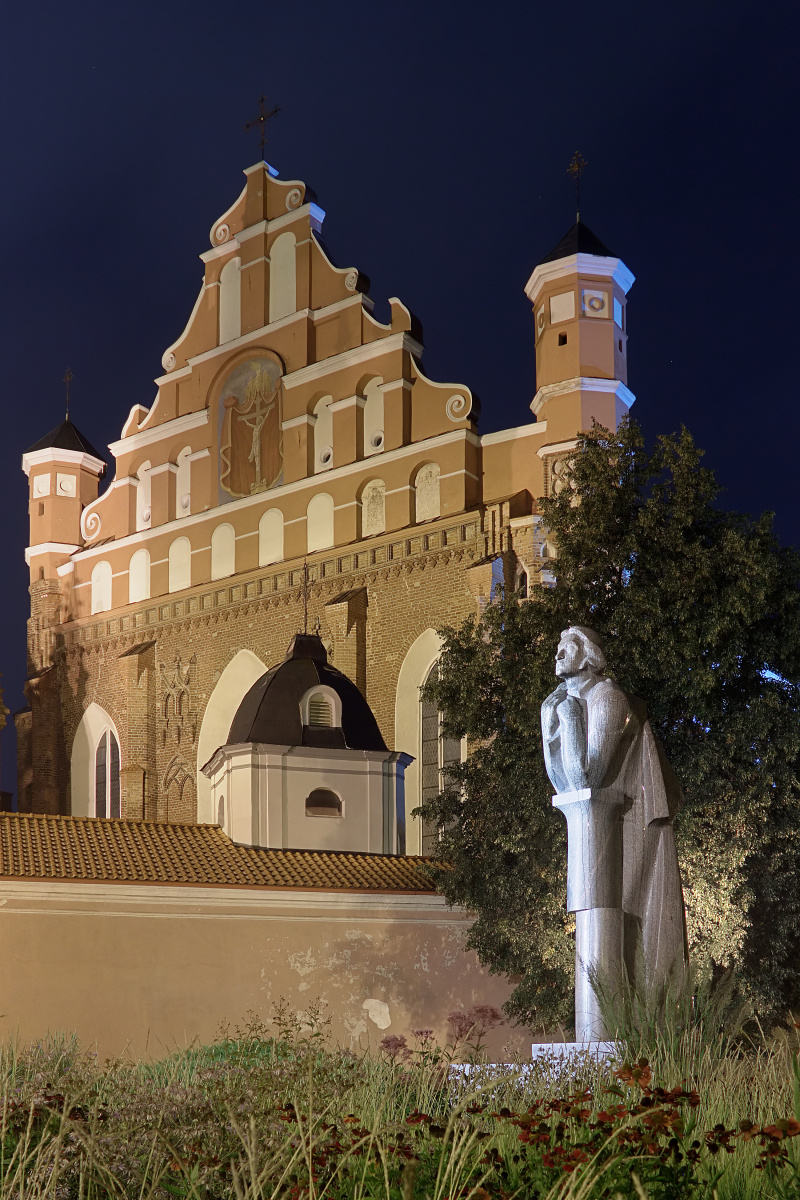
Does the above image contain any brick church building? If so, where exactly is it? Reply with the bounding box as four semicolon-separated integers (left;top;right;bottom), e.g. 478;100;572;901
17;158;634;851
1;157;636;1057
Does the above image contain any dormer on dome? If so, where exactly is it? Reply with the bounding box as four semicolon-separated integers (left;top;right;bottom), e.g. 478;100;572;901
524;220;635;441
202;634;411;854
23;418;107;584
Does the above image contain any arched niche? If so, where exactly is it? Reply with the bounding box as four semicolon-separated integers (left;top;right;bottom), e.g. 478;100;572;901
168;537;192;593
394;628;443;855
361;479;386;537
91;561;112;614
128;548;150;604
71;702;122;818
259;508;284;566
219;256;242;343
269;232;297;323
361;376;385;456
307;493;334;552
211;523;236;580
312;395;333;473
196;649;267;824
414;462;441;523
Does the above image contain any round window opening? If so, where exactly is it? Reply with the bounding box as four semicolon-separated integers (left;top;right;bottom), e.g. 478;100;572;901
319;446;333;465
369;431;384;450
305;788;342;818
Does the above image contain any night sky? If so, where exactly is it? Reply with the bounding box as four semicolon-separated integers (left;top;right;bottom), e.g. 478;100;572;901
0;1;795;792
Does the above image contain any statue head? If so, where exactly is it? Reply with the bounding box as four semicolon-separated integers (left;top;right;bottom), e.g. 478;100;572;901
555;626;607;679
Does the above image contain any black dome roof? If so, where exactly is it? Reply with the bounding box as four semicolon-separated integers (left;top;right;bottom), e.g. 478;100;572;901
26;418;106;463
539;219;613;265
227;634;388;752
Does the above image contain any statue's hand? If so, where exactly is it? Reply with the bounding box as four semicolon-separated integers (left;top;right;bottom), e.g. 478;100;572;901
557;694;583;730
541;685;567;738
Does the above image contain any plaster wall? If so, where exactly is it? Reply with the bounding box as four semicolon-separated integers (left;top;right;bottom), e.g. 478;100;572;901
0;881;528;1062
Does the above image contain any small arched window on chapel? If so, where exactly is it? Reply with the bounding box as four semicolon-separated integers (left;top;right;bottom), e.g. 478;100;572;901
307;693;333;727
94;729;121;819
305;789;343;818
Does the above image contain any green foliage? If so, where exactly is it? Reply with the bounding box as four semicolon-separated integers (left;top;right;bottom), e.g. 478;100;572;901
417;418;800;1028
2;1021;800;1199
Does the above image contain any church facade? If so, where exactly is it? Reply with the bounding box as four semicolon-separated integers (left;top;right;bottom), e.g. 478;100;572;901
17;159;634;853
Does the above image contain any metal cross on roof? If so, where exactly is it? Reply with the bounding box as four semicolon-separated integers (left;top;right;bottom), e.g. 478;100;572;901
244;95;281;161
63;366;74;421
567;150;588;222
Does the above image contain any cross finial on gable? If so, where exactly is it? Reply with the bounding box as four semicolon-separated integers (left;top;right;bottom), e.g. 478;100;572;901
244;95;281;161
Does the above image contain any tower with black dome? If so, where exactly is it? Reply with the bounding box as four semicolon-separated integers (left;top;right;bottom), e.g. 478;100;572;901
524;219;635;443
23;418;106;589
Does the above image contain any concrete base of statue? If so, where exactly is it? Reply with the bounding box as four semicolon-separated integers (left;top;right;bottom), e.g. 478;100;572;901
531;1040;617;1061
552;787;628;1043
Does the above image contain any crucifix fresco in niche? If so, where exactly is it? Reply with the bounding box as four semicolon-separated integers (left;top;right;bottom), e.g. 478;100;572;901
218;355;283;500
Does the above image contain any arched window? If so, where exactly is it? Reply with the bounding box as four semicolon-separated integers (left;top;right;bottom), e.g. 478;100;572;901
211;523;235;580
307;493;334;553
305;789;342;818
361;479;385;537
90;560;112;614
420;664;462;855
175;446;192;517
70;703;123;819
269;232;297;322
168;536;192;593
259;508;284;566
313;395;333;473
128;548;150;604
362;377;384;456
219;256;242;343
415;463;441;523
135;460;152;532
94;729;121;819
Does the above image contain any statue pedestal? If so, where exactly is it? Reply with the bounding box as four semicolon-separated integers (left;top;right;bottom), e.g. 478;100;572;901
552;787;628;1042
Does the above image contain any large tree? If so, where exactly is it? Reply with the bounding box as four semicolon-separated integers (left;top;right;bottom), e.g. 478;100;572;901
418;419;800;1030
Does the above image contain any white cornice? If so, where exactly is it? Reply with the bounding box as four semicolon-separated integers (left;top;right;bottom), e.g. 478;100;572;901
282;333;424;390
282;414;315;430
72;427;478;564
530;377;636;416
22;447;106;477
330;395;366;412
0;878;455;914
537;439;579;459
525;254;635;304
25;541;80;564
480;421;548;447
108;409;210;459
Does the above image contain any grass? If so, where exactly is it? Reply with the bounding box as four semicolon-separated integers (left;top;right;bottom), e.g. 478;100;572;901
1;999;799;1200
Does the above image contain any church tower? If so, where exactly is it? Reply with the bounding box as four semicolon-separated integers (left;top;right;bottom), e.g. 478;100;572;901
524;220;635;444
23;418;107;590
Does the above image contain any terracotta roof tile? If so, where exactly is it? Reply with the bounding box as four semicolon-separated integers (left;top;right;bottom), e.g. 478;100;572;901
0;813;437;892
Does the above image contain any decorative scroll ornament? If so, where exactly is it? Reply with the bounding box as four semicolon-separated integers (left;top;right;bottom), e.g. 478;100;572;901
286;188;303;210
214;223;231;244
162;350;176;372
81;505;102;541
446;393;471;422
344;269;359;292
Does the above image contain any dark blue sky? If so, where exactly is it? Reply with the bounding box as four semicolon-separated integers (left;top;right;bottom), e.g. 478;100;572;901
0;0;795;791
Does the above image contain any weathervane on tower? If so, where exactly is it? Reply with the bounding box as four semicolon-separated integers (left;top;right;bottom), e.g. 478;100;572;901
63;367;74;422
244;96;281;161
567;151;588;222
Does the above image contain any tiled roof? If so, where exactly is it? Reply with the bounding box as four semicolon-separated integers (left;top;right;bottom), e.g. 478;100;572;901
539;219;613;264
0;813;437;893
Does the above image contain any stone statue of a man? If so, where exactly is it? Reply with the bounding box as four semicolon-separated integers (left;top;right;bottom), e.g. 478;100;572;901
542;626;687;994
